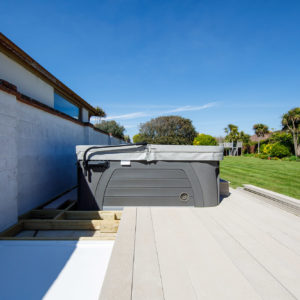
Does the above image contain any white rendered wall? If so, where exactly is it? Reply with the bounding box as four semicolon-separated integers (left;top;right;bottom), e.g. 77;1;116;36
16;101;86;214
0;52;54;107
81;108;89;122
0;91;18;231
0;90;118;231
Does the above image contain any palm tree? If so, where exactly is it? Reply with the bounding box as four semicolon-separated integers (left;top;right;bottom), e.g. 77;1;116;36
282;107;300;157
253;124;269;153
224;124;239;142
94;106;106;117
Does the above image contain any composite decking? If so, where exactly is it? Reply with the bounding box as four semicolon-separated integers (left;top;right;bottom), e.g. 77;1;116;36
100;188;300;300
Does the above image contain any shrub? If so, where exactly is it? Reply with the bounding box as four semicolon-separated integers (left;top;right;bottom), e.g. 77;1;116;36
282;156;299;161
133;133;145;143
193;134;217;146
261;144;273;155
270;143;290;158
258;154;268;159
270;132;294;153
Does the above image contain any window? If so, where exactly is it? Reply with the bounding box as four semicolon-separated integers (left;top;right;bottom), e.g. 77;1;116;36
54;93;80;119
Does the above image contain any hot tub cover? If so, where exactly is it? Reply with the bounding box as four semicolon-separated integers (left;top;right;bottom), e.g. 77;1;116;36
76;144;224;162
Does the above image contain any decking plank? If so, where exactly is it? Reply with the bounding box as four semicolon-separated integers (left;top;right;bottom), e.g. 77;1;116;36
152;207;260;300
209;201;300;298
132;208;164;300
232;189;300;233
193;207;295;299
224;193;300;255
99;208;137;300
99;189;300;300
151;207;197;300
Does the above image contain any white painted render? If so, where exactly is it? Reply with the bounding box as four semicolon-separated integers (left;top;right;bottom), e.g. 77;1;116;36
0;53;125;231
0;52;54;107
81;108;89;122
0;91;18;232
0;89;123;231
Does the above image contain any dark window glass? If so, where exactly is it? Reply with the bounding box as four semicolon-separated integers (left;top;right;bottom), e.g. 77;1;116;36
54;93;79;119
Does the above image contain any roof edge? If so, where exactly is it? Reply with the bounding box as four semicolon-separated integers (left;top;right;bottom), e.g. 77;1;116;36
0;32;97;114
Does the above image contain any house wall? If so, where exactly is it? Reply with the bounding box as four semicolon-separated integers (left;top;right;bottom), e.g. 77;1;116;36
0;91;18;232
0;52;54;107
82;108;89;122
0;55;124;231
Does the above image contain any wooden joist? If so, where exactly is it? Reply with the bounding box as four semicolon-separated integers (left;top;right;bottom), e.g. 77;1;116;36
23;219;119;232
0;210;122;240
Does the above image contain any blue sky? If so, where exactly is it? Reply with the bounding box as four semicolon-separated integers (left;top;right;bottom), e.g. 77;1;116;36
1;0;300;138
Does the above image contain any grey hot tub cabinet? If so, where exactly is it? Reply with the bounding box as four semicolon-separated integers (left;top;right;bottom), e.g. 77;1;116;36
76;144;224;210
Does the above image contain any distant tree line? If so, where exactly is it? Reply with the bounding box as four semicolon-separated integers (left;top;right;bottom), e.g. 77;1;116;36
94;105;299;159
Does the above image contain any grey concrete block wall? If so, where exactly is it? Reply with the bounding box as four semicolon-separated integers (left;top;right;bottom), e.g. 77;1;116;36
0;90;118;231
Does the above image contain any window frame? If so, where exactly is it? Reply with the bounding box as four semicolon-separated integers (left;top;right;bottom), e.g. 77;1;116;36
53;90;82;121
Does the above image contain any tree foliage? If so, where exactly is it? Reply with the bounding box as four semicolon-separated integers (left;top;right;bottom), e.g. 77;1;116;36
253;123;269;153
95;120;125;139
282;107;300;156
270;143;291;158
133;133;145;143
253;123;269;138
224;124;250;143
93;106;106;117
137;116;197;145
193;134;217;146
269;132;293;153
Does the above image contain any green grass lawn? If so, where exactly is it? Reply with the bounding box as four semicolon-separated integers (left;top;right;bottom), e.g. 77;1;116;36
220;156;300;199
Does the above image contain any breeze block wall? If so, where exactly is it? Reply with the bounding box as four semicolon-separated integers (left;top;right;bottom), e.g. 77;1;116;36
0;83;123;231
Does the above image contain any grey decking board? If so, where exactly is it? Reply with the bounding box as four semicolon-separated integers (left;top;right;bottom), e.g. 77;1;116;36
151;208;198;300
154;207;260;299
211;201;300;298
99;207;137;300
100;190;300;299
234;189;300;231
193;208;296;300
225;194;300;256
132;207;164;300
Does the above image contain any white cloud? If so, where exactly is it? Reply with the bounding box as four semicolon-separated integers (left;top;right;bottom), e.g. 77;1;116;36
104;112;149;120
91;102;218;123
166;102;217;113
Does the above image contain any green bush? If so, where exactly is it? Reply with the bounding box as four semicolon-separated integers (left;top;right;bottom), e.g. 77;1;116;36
270;132;293;153
270;143;290;158
193;134;217;146
258;154;268;159
261;143;273;155
271;157;280;160
282;156;299;161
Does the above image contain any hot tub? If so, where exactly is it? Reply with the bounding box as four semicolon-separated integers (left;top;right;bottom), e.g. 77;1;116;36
76;143;224;210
